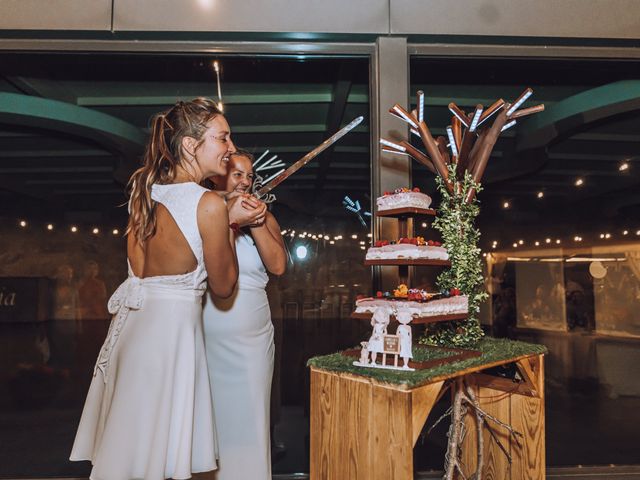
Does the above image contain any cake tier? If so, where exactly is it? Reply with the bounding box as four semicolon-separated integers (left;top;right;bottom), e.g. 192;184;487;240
377;191;432;211
355;295;468;317
366;243;449;261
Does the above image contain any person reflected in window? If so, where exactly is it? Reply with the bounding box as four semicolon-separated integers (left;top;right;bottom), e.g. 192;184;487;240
203;149;287;480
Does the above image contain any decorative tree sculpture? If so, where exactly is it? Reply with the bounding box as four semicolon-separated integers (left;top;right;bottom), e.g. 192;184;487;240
380;89;544;348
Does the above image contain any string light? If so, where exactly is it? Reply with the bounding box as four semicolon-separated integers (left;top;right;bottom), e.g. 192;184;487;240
503;201;510;209
545;238;551;244
421;222;428;228
537;191;544;199
535;241;540;246
70;226;78;233
47;224;54;231
329;240;335;245
512;242;518;248
112;229;120;235
19;220;27;227
351;234;358;239
556;239;561;244
518;239;524;245
323;235;329;240
623;230;629;236
575;178;584;187
619;162;630;172
92;228;100;235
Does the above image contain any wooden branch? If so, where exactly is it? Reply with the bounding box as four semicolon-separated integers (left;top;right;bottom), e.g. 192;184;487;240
399;140;437;174
510;104;545;119
456;129;476;179
436;135;451;166
478;98;505;126
417;120;452;190
465;108;510;203
448;102;470;128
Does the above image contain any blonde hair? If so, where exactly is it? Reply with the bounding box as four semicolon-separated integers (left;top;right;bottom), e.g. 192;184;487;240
126;98;223;243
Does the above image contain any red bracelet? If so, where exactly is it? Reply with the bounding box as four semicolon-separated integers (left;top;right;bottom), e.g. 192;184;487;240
229;222;240;234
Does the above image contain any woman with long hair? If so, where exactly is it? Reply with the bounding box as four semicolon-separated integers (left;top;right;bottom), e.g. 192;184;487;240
70;98;266;480
203;150;287;480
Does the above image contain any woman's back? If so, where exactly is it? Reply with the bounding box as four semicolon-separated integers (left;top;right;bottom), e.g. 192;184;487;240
127;182;209;291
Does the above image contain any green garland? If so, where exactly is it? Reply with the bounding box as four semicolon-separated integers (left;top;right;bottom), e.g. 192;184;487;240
419;165;487;348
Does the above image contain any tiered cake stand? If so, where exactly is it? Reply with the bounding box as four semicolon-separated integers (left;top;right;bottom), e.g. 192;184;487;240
347;204;480;368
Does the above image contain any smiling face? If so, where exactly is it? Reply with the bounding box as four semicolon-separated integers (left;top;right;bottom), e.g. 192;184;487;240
212;153;255;193
188;115;237;178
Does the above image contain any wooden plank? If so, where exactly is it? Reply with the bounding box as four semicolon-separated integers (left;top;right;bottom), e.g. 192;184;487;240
410;381;444;445
371;386;413;479
511;356;545;480
479;385;512;480
470;372;537;398
515;358;540;398
337;373;372;479
310;369;338;479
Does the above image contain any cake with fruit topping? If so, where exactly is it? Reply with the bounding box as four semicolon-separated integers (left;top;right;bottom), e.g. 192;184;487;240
366;237;448;261
355;284;468;317
377;187;433;211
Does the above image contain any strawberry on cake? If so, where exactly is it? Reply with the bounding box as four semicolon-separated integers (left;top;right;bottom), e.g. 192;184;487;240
377;187;432;212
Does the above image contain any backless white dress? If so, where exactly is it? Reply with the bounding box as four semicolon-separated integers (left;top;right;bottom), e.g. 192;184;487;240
70;182;218;480
203;232;274;480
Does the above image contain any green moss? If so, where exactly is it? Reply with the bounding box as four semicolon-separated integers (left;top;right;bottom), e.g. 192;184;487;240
307;337;547;389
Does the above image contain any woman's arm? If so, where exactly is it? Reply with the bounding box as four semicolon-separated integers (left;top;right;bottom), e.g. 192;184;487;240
198;192;238;298
249;211;287;276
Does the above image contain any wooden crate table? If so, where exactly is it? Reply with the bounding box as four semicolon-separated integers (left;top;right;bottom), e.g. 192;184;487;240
307;337;547;480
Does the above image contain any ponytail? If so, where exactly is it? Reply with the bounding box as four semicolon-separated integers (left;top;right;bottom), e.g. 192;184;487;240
126;98;222;244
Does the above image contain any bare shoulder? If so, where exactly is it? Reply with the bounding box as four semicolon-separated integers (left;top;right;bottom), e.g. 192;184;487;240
197;191;226;215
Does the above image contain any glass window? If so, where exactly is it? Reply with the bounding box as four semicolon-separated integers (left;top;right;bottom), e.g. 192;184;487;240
410;55;640;467
0;52;371;476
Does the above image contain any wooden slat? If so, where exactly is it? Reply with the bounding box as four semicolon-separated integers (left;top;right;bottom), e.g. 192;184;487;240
510;355;545;480
470;372;537;398
411;381;444;445
337;373;372;479
371;386;413;479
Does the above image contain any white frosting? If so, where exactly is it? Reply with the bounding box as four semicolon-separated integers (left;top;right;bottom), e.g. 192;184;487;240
366;243;448;260
355;296;468;317
377;191;432;211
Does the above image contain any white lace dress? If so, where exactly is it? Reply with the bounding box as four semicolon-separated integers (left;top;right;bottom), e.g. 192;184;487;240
70;182;218;480
202;232;274;480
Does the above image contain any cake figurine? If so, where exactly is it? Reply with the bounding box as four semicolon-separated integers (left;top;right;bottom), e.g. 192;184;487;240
396;309;413;369
368;307;390;365
377;187;432;212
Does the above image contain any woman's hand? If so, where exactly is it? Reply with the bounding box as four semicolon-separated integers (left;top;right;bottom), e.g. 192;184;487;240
226;193;267;228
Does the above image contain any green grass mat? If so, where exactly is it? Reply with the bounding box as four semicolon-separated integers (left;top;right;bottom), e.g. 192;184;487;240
307;337;547;388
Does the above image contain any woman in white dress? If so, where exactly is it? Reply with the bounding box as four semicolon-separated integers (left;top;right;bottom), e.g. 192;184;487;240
203;150;287;480
70;98;267;480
